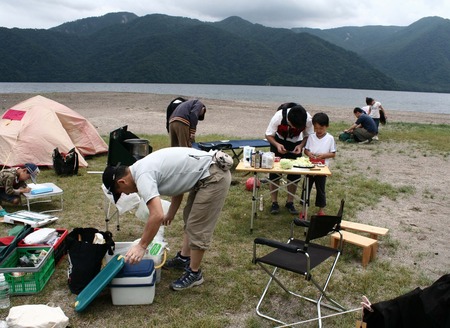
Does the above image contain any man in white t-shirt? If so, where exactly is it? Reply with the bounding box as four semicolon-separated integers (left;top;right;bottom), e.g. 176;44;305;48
102;147;231;291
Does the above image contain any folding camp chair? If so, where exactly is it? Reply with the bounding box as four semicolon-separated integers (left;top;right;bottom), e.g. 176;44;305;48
102;185;140;231
252;199;346;327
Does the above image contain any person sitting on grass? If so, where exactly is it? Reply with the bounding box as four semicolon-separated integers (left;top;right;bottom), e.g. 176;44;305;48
301;112;336;218
344;107;378;143
0;163;40;216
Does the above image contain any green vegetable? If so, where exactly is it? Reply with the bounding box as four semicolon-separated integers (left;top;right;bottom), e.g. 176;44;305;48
280;159;293;169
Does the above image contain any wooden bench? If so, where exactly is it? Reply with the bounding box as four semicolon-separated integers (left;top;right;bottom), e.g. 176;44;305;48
340;220;389;240
331;231;378;268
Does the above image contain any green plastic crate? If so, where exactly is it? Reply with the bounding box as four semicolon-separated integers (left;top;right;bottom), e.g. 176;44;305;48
0;246;55;295
0;225;33;264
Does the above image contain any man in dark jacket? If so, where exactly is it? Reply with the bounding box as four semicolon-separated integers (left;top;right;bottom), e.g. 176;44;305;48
168;99;206;147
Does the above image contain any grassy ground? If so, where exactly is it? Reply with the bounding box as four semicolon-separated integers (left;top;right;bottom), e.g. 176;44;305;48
0;121;447;327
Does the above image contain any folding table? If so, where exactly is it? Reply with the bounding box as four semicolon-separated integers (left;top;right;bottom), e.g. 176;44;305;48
235;162;331;232
192;139;270;162
22;183;64;213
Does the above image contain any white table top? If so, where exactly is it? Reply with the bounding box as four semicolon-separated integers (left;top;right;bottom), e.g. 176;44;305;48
23;182;63;198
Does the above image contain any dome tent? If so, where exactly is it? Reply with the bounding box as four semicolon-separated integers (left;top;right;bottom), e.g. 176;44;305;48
0;95;108;167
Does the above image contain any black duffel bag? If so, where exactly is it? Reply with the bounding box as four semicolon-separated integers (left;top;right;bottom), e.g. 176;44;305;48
66;227;115;294
53;147;79;176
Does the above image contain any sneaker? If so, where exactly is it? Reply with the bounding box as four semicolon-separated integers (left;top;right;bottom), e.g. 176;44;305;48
373;135;379;141
171;268;204;291
0;209;8;217
285;202;299;215
163;251;190;270
270;202;280;215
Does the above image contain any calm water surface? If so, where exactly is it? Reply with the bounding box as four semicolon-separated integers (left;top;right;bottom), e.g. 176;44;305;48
1;82;449;114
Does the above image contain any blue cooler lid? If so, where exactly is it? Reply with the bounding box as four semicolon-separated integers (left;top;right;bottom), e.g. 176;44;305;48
75;254;125;312
115;259;154;278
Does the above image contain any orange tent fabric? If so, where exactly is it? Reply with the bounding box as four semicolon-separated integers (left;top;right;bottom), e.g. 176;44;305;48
0;95;107;167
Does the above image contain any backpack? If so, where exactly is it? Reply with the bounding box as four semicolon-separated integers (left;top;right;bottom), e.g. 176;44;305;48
380;110;387;125
276;102;302;140
52;147;79;176
338;132;353;142
277;102;298;124
166;97;187;132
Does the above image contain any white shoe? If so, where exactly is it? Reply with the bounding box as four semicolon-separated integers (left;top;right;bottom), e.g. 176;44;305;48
373;136;379;140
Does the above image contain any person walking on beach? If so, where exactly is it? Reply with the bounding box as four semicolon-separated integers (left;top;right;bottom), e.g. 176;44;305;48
302;113;336;217
102;147;231;291
0;163;40;216
344;107;378;143
365;97;387;140
168;99;206;147
265;102;314;215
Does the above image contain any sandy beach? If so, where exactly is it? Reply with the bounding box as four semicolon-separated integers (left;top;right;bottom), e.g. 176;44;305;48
1;91;449;279
2;92;450;138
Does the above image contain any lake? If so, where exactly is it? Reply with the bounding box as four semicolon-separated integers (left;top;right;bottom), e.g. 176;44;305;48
0;82;449;114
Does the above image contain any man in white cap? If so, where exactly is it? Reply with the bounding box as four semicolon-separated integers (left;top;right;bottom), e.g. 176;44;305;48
102;147;231;291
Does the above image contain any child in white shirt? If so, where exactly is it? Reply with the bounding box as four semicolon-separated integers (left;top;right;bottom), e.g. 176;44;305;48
302;112;336;217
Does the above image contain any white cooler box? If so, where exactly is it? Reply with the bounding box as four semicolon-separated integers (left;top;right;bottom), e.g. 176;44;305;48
110;259;156;305
105;240;164;283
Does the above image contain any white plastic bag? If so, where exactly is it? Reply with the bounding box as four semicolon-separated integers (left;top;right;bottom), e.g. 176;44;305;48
23;228;57;245
6;304;69;328
102;184;140;215
135;198;171;221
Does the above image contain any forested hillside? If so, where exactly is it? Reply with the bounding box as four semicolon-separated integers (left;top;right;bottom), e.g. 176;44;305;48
1;13;448;92
294;16;450;92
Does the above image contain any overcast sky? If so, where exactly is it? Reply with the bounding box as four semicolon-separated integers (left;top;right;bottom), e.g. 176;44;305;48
0;0;449;30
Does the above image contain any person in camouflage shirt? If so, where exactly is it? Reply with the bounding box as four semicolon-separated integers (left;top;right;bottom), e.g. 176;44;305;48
0;163;39;216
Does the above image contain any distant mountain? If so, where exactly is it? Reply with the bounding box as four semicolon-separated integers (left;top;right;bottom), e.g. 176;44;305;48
0;13;447;92
292;25;404;54
293;16;450;92
50;12;138;35
209;16;396;89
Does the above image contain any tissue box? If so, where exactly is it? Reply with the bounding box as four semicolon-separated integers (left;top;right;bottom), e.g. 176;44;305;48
110;259;155;305
30;186;54;195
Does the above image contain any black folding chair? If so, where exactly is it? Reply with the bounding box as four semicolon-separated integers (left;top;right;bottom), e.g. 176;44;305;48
253;200;346;327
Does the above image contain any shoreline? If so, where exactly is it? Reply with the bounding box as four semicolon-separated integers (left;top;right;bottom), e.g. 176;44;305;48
1;92;450;137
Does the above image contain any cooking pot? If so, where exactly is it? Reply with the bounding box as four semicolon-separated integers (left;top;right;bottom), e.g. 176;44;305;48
124;139;150;160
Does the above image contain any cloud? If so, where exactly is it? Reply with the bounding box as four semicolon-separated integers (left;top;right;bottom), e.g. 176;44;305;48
0;0;449;29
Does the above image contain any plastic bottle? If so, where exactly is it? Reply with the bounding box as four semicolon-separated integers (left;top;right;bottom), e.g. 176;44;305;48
0;273;10;309
254;151;261;168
